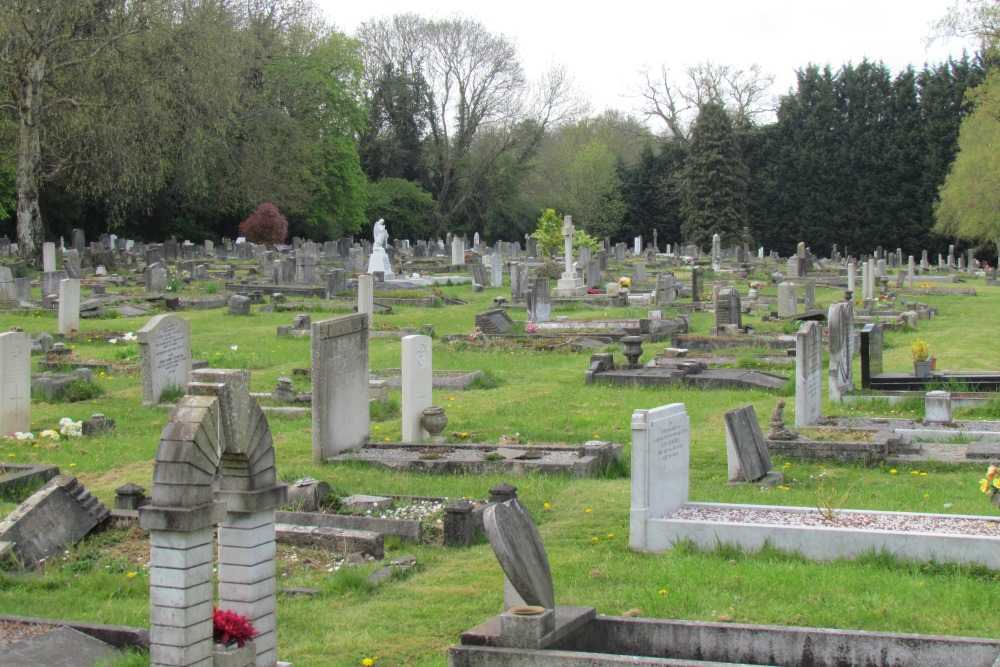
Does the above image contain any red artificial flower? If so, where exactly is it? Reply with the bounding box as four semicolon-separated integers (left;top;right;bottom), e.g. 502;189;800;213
213;606;260;648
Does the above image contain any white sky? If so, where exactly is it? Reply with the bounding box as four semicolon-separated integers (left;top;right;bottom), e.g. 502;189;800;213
316;0;978;122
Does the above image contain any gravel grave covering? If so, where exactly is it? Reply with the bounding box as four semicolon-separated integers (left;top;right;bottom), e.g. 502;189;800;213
0;621;53;648
663;506;1000;536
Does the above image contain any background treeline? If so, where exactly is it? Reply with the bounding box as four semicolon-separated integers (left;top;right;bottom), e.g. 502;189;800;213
0;0;987;258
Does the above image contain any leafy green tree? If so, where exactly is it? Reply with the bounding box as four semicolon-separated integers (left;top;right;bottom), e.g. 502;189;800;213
935;69;1000;260
619;141;685;248
365;178;435;241
531;208;598;256
679;102;748;249
359;64;431;183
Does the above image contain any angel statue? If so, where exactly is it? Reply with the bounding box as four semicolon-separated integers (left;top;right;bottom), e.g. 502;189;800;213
373;218;388;250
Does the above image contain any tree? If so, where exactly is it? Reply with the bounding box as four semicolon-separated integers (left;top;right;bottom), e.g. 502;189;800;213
637;62;775;143
357;14;585;238
364;178;435;241
935;70;1000;260
929;0;1000;57
679;102;748;249
619;141;685;248
0;0;148;256
358;64;432;183
240;202;289;245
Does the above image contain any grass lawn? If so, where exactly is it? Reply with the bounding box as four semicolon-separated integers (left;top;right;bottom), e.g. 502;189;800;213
1;267;998;666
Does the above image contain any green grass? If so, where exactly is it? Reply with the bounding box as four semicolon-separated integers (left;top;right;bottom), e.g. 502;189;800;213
1;271;1000;666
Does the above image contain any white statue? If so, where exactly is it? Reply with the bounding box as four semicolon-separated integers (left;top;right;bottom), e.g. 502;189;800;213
373;218;388;250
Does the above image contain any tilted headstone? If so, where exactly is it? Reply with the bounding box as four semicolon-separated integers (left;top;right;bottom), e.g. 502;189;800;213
796;321;823;427
724;405;772;483
630;403;689;551
311;315;369;461
475;309;514;335
482;498;555;610
137;314;192;406
827;302;855;402
402;335;433;442
327;268;346;295
468;262;488;287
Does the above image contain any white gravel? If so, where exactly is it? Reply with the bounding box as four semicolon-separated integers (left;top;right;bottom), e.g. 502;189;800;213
663;505;1000;536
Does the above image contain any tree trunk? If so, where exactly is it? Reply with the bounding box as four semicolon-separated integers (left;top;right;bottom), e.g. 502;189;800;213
16;56;45;259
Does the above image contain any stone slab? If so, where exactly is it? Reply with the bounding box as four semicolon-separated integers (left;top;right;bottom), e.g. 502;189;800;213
0;626;118;667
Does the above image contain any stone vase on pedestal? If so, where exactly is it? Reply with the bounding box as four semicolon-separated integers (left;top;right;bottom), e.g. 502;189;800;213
421;406;448;443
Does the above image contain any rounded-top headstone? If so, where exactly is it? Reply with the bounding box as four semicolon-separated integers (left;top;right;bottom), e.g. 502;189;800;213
482;498;555;609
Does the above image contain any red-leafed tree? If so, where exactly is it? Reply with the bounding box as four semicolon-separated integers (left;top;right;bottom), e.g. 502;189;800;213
238;202;288;246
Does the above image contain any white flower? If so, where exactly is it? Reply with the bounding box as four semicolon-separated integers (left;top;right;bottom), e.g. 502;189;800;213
230;345;238;351
11;431;34;440
58;418;82;438
122;332;137;341
40;430;60;441
109;338;117;344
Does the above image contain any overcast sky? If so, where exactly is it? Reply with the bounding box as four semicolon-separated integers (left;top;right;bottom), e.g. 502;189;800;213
316;0;978;123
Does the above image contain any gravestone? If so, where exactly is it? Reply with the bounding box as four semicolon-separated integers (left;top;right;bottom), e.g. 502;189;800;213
148;266;166;294
630;403;689;551
327;268;346;296
0;331;31;435
40;270;67;297
468;262;488;287
656;273;675;306
777;282;797;318
526;278;551;323
633;262;646;284
483;498;555;610
311;315;369;461
402;335;433;442
585;259;601;289
714;288;741;330
803;280;816;310
0;475;109;568
475;309;514;335
452;237;465;266
358;274;375;324
57;278;80;334
71;228;85;254
42;242;56;273
795;321;823;427
0;267;17;303
724;405;773;483
509;262;527;301
827;302;855;402
860;323;884;388
62;249;82;279
491;254;503;287
925;391;952;424
690;267;703;302
137;314;192;406
227;294;251;315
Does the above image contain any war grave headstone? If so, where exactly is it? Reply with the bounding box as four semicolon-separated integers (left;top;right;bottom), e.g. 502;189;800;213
57;278;80;334
137;314;192;406
0;331;31;435
795;321;823;427
311;314;369;462
724;405;779;484
827;302;854;402
629;403;690;550
402;335;433;442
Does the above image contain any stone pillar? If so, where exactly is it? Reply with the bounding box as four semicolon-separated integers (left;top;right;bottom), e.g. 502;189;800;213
402;335;433;442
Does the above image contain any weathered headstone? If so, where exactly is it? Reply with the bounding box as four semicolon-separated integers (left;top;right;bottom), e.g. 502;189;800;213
227;294;251;315
795;321;823;427
452;237;464;267
482;498;555;610
402;335;433;442
724;405;772;482
526;278;551;323
714;288;741;330
860;323;884;388
491;254;503;288
633;262;646;285
62;248;82;279
57;278;80;334
42;242;56;273
475;309;514;335
827;302;854;402
311;315;369;461
656;273;675;306
0;331;31;435
777;282;797;318
690;267;703;303
630;403;689;551
137;314;192;406
327;268;346;296
358;274;374;324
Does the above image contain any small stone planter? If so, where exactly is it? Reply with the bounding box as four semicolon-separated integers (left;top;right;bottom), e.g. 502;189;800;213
214;641;254;667
421;406;448;443
913;360;931;378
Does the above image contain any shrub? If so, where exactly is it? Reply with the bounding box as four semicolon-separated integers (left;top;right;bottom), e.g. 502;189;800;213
239;202;288;246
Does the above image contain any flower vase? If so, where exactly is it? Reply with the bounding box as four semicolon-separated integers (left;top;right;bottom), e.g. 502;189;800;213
913;360;931;378
992;493;1000;510
214;641;254;667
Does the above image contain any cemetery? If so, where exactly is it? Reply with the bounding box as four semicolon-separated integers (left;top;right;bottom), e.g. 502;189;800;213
0;228;998;667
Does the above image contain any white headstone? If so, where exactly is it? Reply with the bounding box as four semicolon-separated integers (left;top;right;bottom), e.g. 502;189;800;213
924;391;952;424
402;335;433;442
57;278;80;334
42;242;56;273
630;403;690;551
137;314;192;406
0;331;31;435
451;237;464;267
358;274;374;325
795;321;823;427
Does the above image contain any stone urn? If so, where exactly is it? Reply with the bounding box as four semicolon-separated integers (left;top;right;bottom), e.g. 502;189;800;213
421;406;448;443
620;336;644;369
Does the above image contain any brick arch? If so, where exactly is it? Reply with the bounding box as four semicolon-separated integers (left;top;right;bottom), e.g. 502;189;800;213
141;369;287;667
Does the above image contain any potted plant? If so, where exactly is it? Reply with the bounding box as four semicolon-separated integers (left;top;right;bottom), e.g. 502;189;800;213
910;339;931;377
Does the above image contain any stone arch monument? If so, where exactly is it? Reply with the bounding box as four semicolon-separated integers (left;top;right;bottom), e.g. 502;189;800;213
140;369;287;667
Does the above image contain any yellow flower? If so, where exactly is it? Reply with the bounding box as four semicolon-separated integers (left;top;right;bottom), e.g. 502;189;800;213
890;469;898;475
543;502;551;509
126;572;137;579
362;660;374;667
920;472;927;477
994;478;1000;490
373;425;380;431
591;537;599;542
982;479;991;493
911;471;919;476
923;494;929;499
593;434;600;439
461;432;468;438
585;508;592;514
384;437;390;442
607;533;615;538
658;589;667;595
70;463;76;467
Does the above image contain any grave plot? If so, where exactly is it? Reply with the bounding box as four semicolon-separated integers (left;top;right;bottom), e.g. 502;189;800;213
328;441;622;477
451;495;1000;667
629;402;1000;569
